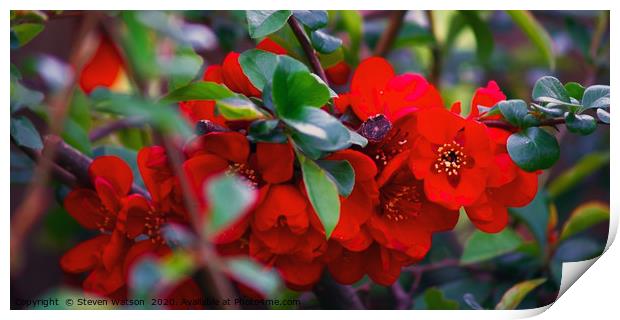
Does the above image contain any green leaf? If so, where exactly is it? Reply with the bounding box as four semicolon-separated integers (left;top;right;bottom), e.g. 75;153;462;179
11;116;43;150
507;127;560;172
564;82;585;101
10;78;44;113
68;89;91;131
316;159;355;197
246;10;292;38
565;112;597;135
293;11;328;30
310;30;342;54
61;118;92;156
509;189;549;249
497;99;540;128
506;10;555;70
495;278;546;310
581;85;610;110
559;202;609;242
238;49;307;91
247;119;287;143
225;257;282;298
272;67;330;118
283;107;354;152
459;11;494;62
121;11;158;80
597;108;610;124
11;23;44;47
204;174;257;236
423;288;459;310
337;11;363;65
461;228;523;264
215;97;266;121
548;152;609;198
161;81;236;103
297;152;340;238
531;76;570;104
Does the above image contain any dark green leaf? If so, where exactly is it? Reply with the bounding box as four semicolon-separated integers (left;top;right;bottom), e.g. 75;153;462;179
10;79;44;113
121;11;158;79
461;228;523;264
246;10;292;38
495;278;546;310
459;11;494;62
283;107;353;152
272;66;330;118
423;288;459;310
337;11;363;65
506;10;555;69
11;23;44;47
559;202;609;242
582;85;610;110
293;10;328;30
11;116;43;150
161;81;236;103
509;189;549;248
204;174;257;236
62;118;92;156
297;152;340;238
497;99;540;128
564;82;585;101
532;76;570;104
565;112;597;135
597;108;610;124
310;30;342;54
316;159;355;197
247;119;287;143
225;257;282;298
216;97;266;121
548;152;609;198
507;127;560;172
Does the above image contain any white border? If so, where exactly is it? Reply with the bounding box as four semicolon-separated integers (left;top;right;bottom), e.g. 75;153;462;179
3;1;617;319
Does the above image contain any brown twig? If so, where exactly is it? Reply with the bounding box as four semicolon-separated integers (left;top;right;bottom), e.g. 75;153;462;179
287;15;328;83
373;10;407;57
89;116;147;141
480;118;608;131
425;11;442;87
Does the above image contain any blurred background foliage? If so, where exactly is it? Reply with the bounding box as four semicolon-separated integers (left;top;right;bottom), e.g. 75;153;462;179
10;10;609;310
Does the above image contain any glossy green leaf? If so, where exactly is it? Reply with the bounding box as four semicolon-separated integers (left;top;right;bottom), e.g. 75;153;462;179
225;257;282;298
597;108;610;124
204;174;257;236
559;202;609;242
246;10;292;38
161;81;236;103
297;152;340;238
509;189;549;249
497;99;540;128
582;85;610;110
283;107;355;152
293;10;328;30
423;288;459;310
564;82;585;101
11;116;43;150
506;10;555;70
532;76;570;104
495;278;546;310
272;66;330;118
565;112;597;135
316;159;355;197
507;127;560;172
548;152;609;198
239;49;307;91
247;119;287;143
216;97;266;121
11;23;44;47
461;228;523;264
310;30;342;54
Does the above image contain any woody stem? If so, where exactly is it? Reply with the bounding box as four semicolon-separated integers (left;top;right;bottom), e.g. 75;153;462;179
480;118;609;131
288;15;329;83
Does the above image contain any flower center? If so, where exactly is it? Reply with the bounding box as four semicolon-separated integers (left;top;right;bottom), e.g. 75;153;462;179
367;127;409;169
145;209;166;244
379;170;423;222
432;141;472;187
227;163;261;189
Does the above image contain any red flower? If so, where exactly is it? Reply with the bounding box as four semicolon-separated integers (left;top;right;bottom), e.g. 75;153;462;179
79;35;126;94
468;81;506;119
409;107;494;210
256;38;288;55
336;57;443;121
464;128;539;232
326;61;351;86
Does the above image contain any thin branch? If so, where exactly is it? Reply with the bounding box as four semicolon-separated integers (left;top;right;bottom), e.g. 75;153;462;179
12;139;79;189
89;116;147;141
287;15;328;83
425;11;442;87
373;11;407;57
480;117;609;131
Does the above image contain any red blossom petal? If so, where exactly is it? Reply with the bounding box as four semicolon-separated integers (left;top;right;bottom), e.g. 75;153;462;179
63;189;108;230
416;108;465;145
83;264;125;295
326;61;351;85
256;142;294;183
221;52;261;97
256;38;287;55
326;243;366;285
469;80;506;119
89;156;133;196
466;200;509;233
203;65;224;83
187;132;250;164
60;235;110;273
79;36;124;94
365;244;402;286
121;194;151;239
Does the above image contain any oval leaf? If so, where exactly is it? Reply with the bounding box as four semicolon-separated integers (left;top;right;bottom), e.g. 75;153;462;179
316;159;355;197
532;76;570;104
246;10;292;39
582;85;610;110
461;228;523;264
161;81;236;103
498;99;540;128
495;278;546;310
565;112;597;135
204;174;257;236
216;97;265;121
225;257;282;298
310;30;343;54
293;11;328;30
559;202;609;242
11;116;43;150
507;127;560;172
